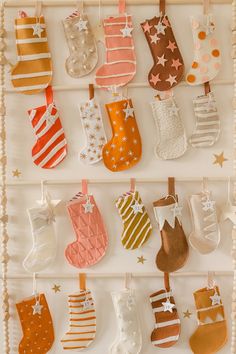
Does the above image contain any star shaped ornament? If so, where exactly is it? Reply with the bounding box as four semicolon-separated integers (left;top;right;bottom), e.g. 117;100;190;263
75;18;88;31
162;299;175;313
120;25;133;37
210;291;221;306
32;300;43;315
83;299;94;310
155;21;166;35
32;22;44;37
12;169;21;178
123;103;134;121
131;201;144;215
213;152;228;168
202;198;216;211
137;255;146;264
183;309;192;318
83;198;94;213
52;284;61;293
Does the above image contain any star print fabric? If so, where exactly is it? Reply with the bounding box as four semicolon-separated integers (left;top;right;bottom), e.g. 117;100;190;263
115;190;152;250
65;184;108;268
189;91;220;147
189;286;227;354
150;96;187;160
153;195;189;272
11;14;52;94
109;289;142;354
150;289;180;348
141;15;184;91
79;97;107;165
186;14;221;86
63;10;98;78
102;99;142;172
189;191;220;254
28;86;67;169
16;294;54;354
23;198;57;273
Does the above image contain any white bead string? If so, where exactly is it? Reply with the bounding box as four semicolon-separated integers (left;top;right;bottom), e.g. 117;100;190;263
232;1;236;353
0;1;10;353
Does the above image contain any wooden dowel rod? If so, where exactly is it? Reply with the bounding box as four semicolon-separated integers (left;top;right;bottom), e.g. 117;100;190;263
3;176;234;187
3;271;234;279
3;0;232;7
4;79;233;93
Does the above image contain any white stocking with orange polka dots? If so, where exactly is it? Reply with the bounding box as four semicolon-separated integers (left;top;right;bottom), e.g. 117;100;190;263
186;14;221;86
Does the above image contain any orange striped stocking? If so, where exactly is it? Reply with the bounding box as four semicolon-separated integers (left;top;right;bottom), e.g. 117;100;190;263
16;293;54;354
95;0;136;89
150;289;181;348
102;98;142;172
11;8;52;94
28;86;67;169
61;288;96;351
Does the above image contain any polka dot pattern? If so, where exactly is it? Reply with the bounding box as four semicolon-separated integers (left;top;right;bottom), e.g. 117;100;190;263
16;294;54;354
186;14;221;86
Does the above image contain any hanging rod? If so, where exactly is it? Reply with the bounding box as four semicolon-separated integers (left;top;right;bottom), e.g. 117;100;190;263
4;79;232;93
2;271;234;280
4;176;234;187
3;0;232;7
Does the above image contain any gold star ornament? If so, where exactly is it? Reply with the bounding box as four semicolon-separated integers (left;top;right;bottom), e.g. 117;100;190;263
12;169;21;177
52;284;61;293
137;256;146;264
183;309;192;318
213;152;228;168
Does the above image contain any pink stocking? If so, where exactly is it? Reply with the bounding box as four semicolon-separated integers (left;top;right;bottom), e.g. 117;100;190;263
65;180;108;268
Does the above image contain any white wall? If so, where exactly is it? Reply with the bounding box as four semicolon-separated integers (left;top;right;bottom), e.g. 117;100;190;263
2;2;234;353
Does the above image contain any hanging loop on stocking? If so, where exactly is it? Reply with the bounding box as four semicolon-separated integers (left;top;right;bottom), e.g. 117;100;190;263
32;272;38;295
124;272;132;290
204;81;211;95
119;0;126;14
207;271;216;289
45;85;54;106
41;180;47;204
203;0;210;15
76;0;84;14
168;177;175;196
130;178;136;193
35;0;42;17
164;272;170;292
202;177;209;194
82;179;88;195
89;83;95;100
79;273;87;291
159;0;166;15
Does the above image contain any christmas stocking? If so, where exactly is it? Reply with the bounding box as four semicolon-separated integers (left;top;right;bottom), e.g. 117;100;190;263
65;180;108;268
150;288;180;348
150;96;187;160
109;289;142;354
141;2;184;91
11;7;52;95
189;190;220;254
102;98;142;172
153;178;189;272
95;0;136;89
23;194;57;273
189;91;220;147
63;5;98;78
61;283;96;351
79;84;107;164
115;182;152;249
186;14;221;86
189;286;228;354
28;86;67;169
16;293;54;354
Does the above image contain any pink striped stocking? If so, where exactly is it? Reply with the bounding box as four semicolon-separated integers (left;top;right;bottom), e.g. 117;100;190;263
65;180;108;268
95;0;136;89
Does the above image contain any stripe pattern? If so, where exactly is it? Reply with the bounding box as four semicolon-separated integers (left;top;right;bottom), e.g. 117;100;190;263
61;290;96;351
116;190;152;250
28;101;67;169
95;15;136;89
11;16;52;95
189;92;220;147
150;289;181;348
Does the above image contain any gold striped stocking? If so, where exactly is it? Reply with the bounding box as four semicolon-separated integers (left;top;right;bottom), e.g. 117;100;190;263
11;10;52;94
61;289;96;351
150;289;180;348
115;189;152;250
189;91;220;147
